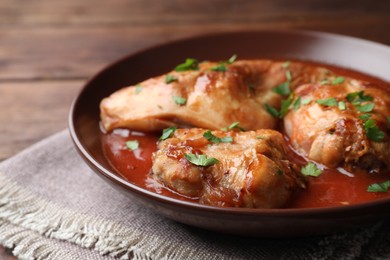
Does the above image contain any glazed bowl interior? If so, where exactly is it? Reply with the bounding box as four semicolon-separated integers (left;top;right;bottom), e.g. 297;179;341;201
69;30;390;237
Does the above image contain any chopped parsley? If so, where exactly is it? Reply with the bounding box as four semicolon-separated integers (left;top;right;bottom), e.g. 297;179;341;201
184;153;219;167
272;81;291;96
172;96;187;105
277;169;284;175
256;135;265;139
364;119;385;142
135;84;142;94
174;58;199;71
346;91;373;104
203;130;232;143
359;113;372;122
159;126;177;140
265;103;280;118
210;54;238;72
316;97;338;107
227;54;238;64
221;121;246;131
338;101;346;110
332;76;345;85
165;75;178;84
210;64;227;72
367;180;390;192
355;102;375;113
282;61;290;68
279;94;294;118
301;162;323;177
125;140;139;151
319;79;329;85
285;70;292;81
293;96;301;111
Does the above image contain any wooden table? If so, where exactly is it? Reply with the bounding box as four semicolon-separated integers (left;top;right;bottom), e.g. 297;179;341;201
0;0;389;258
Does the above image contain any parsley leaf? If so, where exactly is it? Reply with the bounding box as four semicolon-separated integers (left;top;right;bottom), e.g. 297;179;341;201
210;55;237;72
293;96;301;111
338;101;346;110
285;70;292;81
221;121;245;131
355;102;375;113
367;180;390;192
364;119;385;142
159;126;177;140
210;64;227;72
172;96;187;105
272;81;291;96
135;84;142;94
174;58;199;71
184;153;219;167
165;75;178;84
332;76;345;85
346;91;373;104
277;169;284;175
279;94;294;118
316;97;338;107
203;130;232;143
125;140;139;151
227;54;237;64
387;116;390;125
301;162;322;177
282;61;290;68
265;104;279;118
359;113;372;122
319;79;329;85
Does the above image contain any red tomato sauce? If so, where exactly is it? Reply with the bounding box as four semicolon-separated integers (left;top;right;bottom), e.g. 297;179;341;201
102;129;390;208
101;62;390;209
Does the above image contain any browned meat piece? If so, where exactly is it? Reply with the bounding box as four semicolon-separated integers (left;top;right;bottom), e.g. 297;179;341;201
151;128;306;208
284;78;390;173
100;60;331;132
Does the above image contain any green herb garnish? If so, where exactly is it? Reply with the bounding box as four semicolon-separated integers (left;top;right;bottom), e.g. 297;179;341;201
301;162;322;177
293;96;301;111
203;130;233;143
279;94;294;118
285;70;292;81
332;76;345;85
184;153;219;167
338;101;346;110
210;64;227;72
174;58;199;71
367;180;390;192
221;121;245;131
282;61;290;68
359;113;372;122
319;79;329;85
265;103;280;118
125;140;139;151
165;75;178;84
355;102;375;113
160;126;177;140
364;119;385;142
135;84;142;94
210;54;237;72
316;97;338;107
272;81;291;96
346;91;373;104
172;96;187;105
277;169;284;175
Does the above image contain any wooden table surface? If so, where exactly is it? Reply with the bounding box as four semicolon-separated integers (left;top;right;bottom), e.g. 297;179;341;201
0;0;389;258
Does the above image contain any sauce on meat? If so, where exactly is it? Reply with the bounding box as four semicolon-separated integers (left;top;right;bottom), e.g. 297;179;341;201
101;61;390;208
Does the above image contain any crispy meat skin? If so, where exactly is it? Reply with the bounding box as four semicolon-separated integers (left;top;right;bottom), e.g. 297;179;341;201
151;128;305;208
284;79;390;173
100;60;331;132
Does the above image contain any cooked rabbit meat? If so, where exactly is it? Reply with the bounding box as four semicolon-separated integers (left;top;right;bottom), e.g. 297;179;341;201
151;128;306;208
100;60;331;132
284;79;390;173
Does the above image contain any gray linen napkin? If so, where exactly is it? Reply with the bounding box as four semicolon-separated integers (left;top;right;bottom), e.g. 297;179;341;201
1;130;390;260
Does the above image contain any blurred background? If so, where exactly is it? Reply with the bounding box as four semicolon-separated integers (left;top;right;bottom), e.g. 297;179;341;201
0;0;389;258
